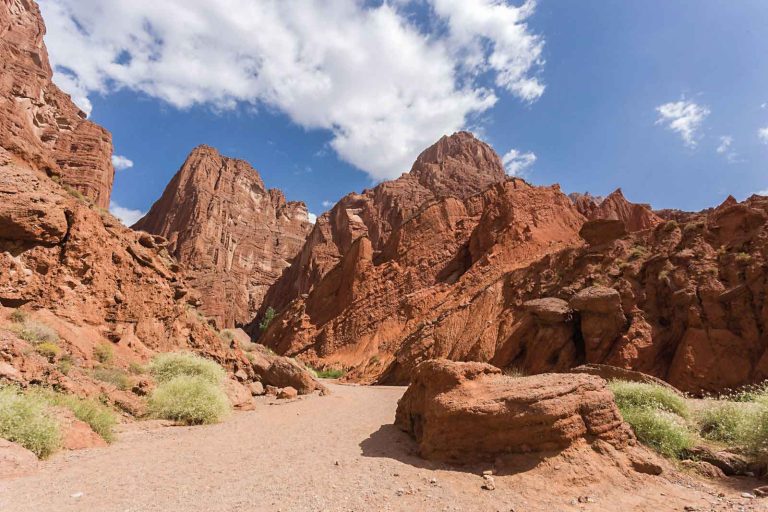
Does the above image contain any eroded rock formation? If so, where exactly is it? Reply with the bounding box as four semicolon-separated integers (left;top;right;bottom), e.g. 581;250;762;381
0;0;113;208
571;189;662;232
395;360;658;472
133;146;312;328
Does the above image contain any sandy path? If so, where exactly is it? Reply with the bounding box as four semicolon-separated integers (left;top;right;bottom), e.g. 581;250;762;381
0;383;765;512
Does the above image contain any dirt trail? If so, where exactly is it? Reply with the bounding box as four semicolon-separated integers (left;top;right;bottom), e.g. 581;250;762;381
0;384;765;512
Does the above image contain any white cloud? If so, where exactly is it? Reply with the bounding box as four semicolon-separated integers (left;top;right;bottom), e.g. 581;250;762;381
111;154;134;170
109;201;145;226
758;189;768;196
759;127;768;144
501;148;536;176
655;99;710;147
38;0;545;182
307;212;317;224
716;135;740;163
321;200;335;208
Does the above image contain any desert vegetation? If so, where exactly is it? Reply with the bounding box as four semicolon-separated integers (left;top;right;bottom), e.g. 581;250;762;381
610;380;768;462
146;352;230;425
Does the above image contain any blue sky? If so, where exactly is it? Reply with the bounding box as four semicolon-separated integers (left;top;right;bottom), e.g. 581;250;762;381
38;0;768;224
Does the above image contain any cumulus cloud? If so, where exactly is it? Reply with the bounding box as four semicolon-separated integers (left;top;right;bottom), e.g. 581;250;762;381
111;154;134;170
759;189;768;196
109;201;145;226
307;212;317;224
655;99;710;147
321;200;335;208
501;148;536;176
759;127;768;144
38;0;545;182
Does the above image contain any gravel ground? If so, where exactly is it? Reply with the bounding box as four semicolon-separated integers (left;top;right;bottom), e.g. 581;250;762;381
0;383;765;512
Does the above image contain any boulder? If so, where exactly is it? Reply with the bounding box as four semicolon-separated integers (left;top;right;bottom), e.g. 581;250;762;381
683;446;750;476
522;298;572;324
570;286;627;362
395;360;635;463
248;381;265;396
0;439;38;479
277;386;298;400
54;408;107;451
249;346;327;395
223;379;255;411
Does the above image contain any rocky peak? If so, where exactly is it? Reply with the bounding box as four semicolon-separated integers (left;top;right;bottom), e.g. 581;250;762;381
0;0;114;208
571;188;661;232
133;147;312;328
410;131;507;198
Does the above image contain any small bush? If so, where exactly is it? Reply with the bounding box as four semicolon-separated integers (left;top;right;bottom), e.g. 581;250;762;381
0;387;61;458
57;356;73;375
735;252;753;264
147;375;230;425
697;401;757;445
662;220;679;233
628;246;648;261
93;343;114;364
259;307;277;332
219;330;235;342
128;361;146;375
503;367;526;378
12;320;60;344
621;408;694;458
92;367;132;391
609;381;689;418
316;368;345;379
35;342;61;362
10;309;27;323
30;388;118;443
147;352;226;385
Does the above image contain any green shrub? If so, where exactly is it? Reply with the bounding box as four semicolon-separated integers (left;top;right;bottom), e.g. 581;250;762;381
35;342;61;362
662;220;679;232
57;356;73;375
621;408;694;458
219;330;235;342
0;387;60;458
628;246;648;261
697;401;757;445
9;309;27;323
93;343;114;364
147;375;230;425
91;367;132;391
609;381;689;418
147;352;226;385
735;252;753;264
30;388;118;443
316;368;345;379
128;361;146;375
259;307;277;332
12;320;60;344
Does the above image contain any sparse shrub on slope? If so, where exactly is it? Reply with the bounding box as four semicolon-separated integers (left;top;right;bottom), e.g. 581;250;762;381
609;380;693;458
147;352;226;384
30;389;118;443
697;401;757;446
610;381;689;418
11;320;60;344
0;387;60;458
147;375;230;425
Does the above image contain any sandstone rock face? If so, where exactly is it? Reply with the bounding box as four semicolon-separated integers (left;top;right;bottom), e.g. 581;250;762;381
395;360;635;463
247;345;327;395
571;189;662;232
255;131;508;317
133;146;311;328
0;2;260;409
490;196;768;394
258;144;587;383
0;0;113;208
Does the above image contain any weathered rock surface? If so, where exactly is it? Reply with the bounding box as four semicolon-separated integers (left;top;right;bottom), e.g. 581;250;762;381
133;146;311;328
254;131;509;318
571;189;662;232
247;345;327;395
0;439;37;479
394;360;638;463
257;134;586;383
0;0;113;208
0;1;259;408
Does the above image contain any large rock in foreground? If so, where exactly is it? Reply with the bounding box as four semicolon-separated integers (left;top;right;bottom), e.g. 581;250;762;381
395;360;635;463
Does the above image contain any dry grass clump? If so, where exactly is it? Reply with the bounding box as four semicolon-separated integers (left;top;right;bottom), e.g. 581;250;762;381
147;375;230;425
0;386;61;458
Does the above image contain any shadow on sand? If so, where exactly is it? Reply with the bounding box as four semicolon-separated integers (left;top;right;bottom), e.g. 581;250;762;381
359;423;553;476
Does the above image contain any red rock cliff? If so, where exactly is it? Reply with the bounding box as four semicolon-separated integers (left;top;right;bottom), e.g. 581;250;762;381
0;0;113;208
133;146;312;328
